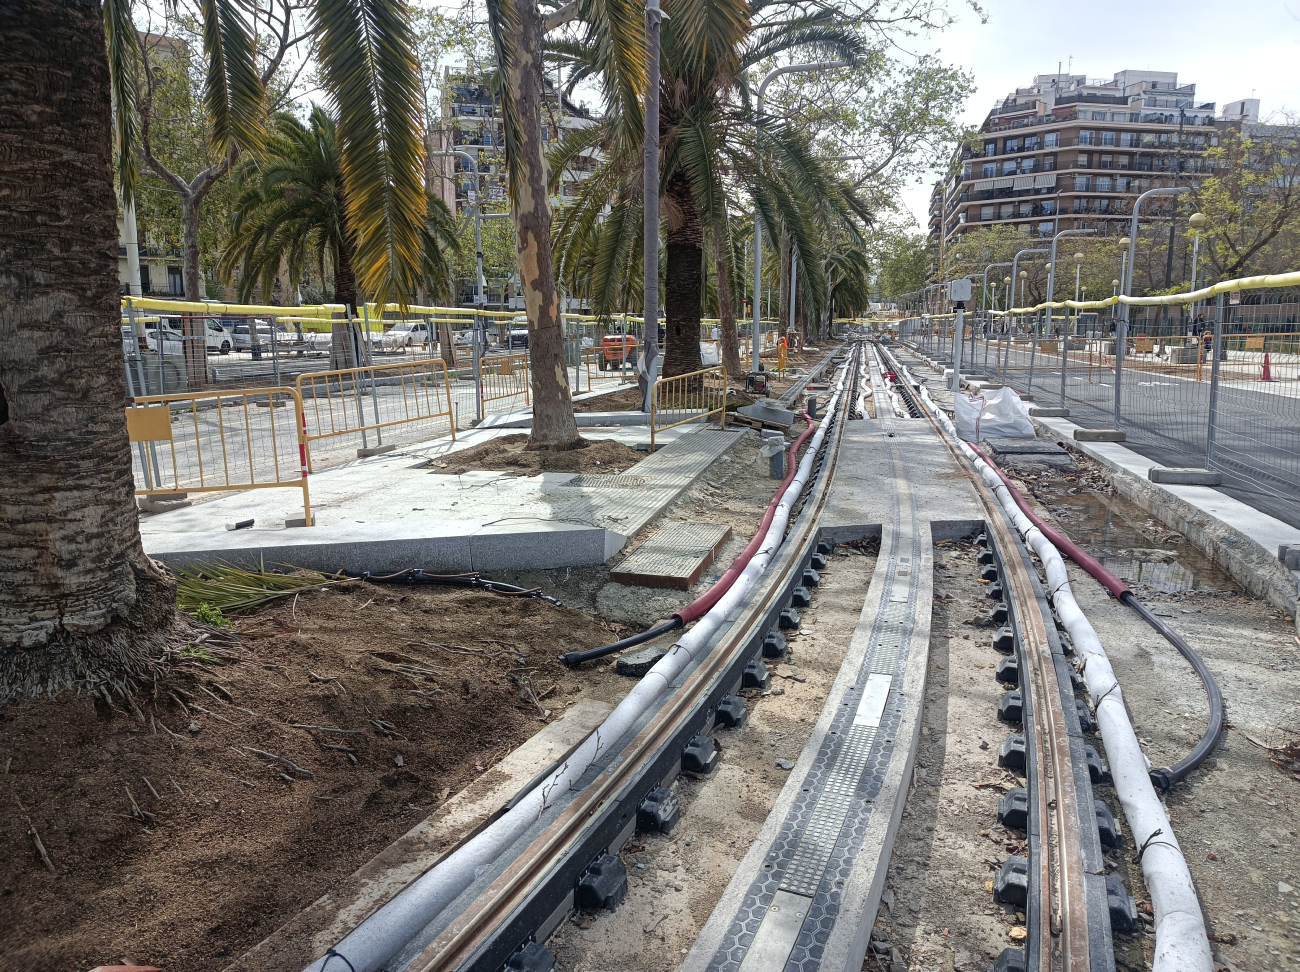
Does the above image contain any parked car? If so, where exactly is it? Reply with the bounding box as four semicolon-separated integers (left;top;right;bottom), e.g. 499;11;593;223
502;327;530;351
230;321;292;351
144;318;233;354
381;320;434;349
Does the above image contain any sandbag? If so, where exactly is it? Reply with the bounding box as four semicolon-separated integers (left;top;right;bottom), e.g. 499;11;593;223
954;386;1035;441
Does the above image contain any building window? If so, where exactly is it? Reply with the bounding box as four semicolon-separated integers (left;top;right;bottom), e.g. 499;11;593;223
984;140;997;156
962;163;973;179
1158;132;1171;145
1095;198;1111;213
1115;155;1130;169
1102;131;1117;146
1077;153;1089;168
1096;176;1113;192
1120;132;1137;147
999;203;1014;219
1116;176;1132;193
1025;135;1041;150
1005;137;1020;153
1039;221;1055;235
1021;157;1038;173
982;162;996;177
1079;130;1096;145
981;205;994;221
1041;200;1056;216
1018;202;1032;217
1140;132;1157;147
1091;111;1107;121
167;266;183;295
1073;198;1088;214
140;264;151;293
1074;175;1091;191
1001;160;1017;175
1042;155;1057;171
1044;132;1059;148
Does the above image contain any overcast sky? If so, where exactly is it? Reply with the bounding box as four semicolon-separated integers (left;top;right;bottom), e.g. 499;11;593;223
894;0;1300;231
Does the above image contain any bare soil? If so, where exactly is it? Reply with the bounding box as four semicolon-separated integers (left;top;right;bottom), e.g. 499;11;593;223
426;433;643;476
0;583;624;972
573;387;642;413
869;536;1031;972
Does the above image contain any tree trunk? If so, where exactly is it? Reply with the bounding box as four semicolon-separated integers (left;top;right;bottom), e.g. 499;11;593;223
0;0;175;698
715;239;741;377
778;229;791;343
439;316;457;368
495;0;580;449
331;231;360;370
662;171;704;378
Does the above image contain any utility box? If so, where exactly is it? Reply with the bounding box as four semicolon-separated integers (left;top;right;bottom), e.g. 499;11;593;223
948;278;973;302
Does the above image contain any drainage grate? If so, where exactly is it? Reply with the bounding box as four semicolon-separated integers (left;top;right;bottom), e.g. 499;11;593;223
561;474;650;488
611;522;733;589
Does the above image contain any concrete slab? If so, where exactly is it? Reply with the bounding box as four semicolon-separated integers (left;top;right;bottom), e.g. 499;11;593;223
610;522;732;589
1148;467;1223;486
226;699;614;972
1074;428;1126;442
141;424;748;574
1029;406;1071;417
1034;414;1300;625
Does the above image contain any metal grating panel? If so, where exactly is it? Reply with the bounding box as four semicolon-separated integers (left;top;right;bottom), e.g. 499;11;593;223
611;522;733;590
561;474;649;488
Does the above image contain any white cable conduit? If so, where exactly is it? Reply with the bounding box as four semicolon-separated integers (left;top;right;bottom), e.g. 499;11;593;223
890;354;1212;972
305;355;857;972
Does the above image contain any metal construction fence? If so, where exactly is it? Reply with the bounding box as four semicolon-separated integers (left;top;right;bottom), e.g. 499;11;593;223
650;366;728;449
898;272;1300;527
126;386;312;523
297;358;457;471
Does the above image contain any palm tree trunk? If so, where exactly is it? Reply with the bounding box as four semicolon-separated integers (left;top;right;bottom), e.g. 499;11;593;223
662;172;704;378
778;228;791;341
715;240;742;376
493;0;580;449
0;0;175;698
331;229;360;369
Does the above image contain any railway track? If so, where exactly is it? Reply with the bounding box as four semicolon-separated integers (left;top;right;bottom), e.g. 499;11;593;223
305;339;1138;972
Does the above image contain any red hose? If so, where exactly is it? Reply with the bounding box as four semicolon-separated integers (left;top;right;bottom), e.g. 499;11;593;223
966;442;1132;600
675;411;819;624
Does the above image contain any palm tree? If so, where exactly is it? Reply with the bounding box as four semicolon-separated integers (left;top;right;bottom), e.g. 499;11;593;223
0;0;439;699
218;107;459;364
549;0;868;378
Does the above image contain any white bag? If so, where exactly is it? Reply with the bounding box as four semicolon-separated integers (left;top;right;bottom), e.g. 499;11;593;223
953;386;1035;442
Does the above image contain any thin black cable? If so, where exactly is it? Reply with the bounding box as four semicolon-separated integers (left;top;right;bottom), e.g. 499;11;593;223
1121;592;1225;790
557;618;682;667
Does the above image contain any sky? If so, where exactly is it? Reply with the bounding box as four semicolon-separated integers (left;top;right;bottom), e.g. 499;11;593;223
894;0;1300;231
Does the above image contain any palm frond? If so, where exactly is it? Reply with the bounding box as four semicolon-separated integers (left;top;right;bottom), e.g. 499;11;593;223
314;0;428;307
199;0;266;156
104;0;141;206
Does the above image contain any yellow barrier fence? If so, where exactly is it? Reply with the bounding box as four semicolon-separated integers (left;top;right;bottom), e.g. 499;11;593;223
480;352;530;407
296;358;456;470
126;386;312;523
650;366;728;449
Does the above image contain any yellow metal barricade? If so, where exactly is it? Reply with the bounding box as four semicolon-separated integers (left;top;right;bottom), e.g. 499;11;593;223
481;352;530;406
296;358;456;471
650;366;728;449
127;386;312;523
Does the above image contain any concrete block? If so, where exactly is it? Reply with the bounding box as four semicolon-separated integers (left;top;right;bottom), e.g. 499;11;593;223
284;516;315;528
1028;407;1070;417
1073;428;1126;442
737;399;795;426
357;443;398;458
1147;467;1223;486
138;494;192;514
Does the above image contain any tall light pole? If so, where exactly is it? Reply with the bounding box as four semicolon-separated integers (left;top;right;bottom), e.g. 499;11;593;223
1117;186;1189;425
431;149;487;418
1189;211;1206;329
1045;227;1094;340
642;0;663;405
751;60;845;372
1010;247;1047;330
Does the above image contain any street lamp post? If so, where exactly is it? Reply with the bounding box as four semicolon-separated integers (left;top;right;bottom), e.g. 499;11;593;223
642;0;663;408
1117;186;1190;425
431;149;487;419
1189;211;1207;330
751;60;845;372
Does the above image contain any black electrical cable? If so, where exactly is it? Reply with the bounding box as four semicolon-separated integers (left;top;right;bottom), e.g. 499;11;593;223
557;618;683;668
332;568;562;605
1121;592;1226;790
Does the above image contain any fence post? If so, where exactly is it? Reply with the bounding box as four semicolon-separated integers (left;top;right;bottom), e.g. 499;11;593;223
1205;292;1225;468
1027;329;1038;392
271;315;282;387
1060;311;1069;407
362;305;383;445
1114;315;1127;428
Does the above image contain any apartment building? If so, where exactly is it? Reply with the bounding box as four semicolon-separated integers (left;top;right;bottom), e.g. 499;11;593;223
428;69;599;218
929;70;1227;245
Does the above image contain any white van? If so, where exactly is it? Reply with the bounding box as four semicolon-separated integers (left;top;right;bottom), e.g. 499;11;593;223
144;318;233;354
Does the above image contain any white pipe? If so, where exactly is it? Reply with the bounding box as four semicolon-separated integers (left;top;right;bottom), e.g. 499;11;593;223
889;353;1212;972
305;356;857;972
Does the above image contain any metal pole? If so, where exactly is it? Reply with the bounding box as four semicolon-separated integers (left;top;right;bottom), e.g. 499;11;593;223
643;0;662;405
788;249;797;342
1206;292;1225;467
951;303;965;392
751;59;845;373
271;314;281;386
1118;186;1188;427
363;304;382;445
348;305;368;450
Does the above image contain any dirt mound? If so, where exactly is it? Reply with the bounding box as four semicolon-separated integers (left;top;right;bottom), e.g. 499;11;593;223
0;582;617;972
429;433;642;476
573;387;643;413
